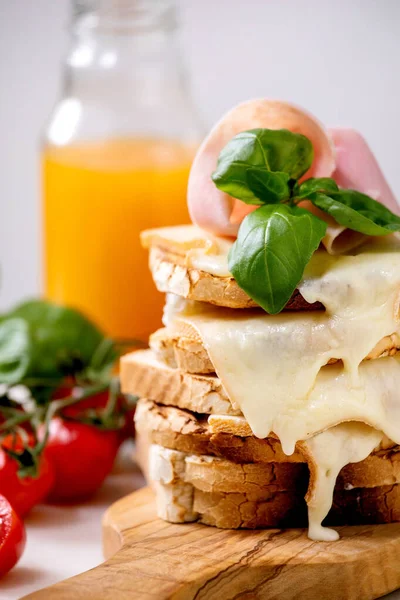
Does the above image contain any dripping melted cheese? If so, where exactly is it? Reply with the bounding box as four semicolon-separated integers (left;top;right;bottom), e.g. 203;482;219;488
304;423;383;541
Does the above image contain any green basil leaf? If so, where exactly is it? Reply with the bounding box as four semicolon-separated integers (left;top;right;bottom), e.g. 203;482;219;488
295;177;339;199
310;190;400;236
211;160;264;204
228;204;327;314
0;318;32;384
246;168;290;204
212;128;314;202
7;300;118;382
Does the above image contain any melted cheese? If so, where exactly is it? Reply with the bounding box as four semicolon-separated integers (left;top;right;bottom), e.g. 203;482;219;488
179;248;400;451
188;240;232;277
305;423;382;541
170;240;400;539
141;224;233;277
162;294;191;328
141;225;220;254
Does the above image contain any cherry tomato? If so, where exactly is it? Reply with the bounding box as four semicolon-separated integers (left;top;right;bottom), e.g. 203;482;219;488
0;495;26;578
0;436;55;517
43;418;120;502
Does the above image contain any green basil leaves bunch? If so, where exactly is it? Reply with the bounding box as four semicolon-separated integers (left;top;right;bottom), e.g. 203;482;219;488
0;300;118;394
212;128;400;314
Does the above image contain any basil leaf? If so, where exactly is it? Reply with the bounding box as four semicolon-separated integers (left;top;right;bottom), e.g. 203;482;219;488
310;190;400;236
7;300;117;382
295;177;339;199
212;160;265;204
246;168;290;204
212;128;314;201
242;129;315;178
210;163;290;205
0;318;32;384
228;204;327;314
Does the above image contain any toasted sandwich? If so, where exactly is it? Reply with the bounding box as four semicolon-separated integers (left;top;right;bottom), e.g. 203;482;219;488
120;99;400;541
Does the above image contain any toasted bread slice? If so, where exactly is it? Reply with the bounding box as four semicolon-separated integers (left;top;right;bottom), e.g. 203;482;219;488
123;350;400;436
120;349;240;415
185;454;308;495
195;484;400;529
135;398;305;463
150;326;400;375
148;445;198;523
147;443;306;528
135;400;400;488
150;327;212;374
194;488;306;529
149;246;321;311
186;452;400;493
144;442;400;529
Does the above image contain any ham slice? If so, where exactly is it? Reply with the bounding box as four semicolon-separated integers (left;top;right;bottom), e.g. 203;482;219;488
187;99;336;237
328;128;399;214
188;100;399;253
303;128;399;253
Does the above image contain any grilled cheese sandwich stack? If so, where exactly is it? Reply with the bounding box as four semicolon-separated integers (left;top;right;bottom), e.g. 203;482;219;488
121;225;400;541
120;99;400;541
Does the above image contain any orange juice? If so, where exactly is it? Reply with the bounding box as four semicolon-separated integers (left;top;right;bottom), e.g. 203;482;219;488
43;138;195;341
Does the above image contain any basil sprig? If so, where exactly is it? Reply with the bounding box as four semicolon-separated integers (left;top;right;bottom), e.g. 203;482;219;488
212;128;400;314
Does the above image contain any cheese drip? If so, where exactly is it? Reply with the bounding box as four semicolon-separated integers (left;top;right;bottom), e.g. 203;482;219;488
305;423;383;541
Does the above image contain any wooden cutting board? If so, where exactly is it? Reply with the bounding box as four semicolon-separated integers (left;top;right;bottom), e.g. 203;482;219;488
22;486;400;600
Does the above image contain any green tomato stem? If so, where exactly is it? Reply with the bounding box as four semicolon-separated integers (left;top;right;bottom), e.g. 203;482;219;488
0;411;34;432
34;381;110;455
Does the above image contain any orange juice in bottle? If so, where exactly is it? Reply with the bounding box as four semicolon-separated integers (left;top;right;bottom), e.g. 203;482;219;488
42;1;202;341
43;139;195;341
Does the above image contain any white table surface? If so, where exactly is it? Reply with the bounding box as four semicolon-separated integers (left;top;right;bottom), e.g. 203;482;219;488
1;443;400;600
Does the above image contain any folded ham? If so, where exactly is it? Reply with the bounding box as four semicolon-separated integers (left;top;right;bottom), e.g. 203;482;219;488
188;99;399;254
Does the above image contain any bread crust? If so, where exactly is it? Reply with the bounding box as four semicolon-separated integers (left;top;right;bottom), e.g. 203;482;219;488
195;485;400;529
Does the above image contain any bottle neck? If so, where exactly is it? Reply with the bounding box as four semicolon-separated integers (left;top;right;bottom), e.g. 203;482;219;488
68;0;180;74
48;0;203;145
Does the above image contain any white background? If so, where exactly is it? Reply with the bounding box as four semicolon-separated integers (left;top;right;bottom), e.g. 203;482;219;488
1;0;400;310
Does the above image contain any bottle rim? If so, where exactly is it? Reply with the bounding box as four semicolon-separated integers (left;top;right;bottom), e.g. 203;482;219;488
72;0;177;34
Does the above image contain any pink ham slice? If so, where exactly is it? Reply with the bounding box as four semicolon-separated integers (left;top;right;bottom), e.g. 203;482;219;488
188;99;336;237
328;128;399;215
309;128;399;254
188;99;399;248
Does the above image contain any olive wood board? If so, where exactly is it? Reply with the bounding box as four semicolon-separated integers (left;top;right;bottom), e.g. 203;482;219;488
22;486;400;600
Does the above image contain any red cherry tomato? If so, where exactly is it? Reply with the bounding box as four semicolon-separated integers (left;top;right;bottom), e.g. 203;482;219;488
0;436;55;517
0;495;26;578
43;418;120;502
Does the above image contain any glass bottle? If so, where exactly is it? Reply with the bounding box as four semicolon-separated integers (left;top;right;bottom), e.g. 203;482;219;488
42;0;202;342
